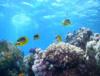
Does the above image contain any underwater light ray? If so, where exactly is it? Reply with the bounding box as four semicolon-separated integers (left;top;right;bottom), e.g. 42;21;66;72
12;13;31;26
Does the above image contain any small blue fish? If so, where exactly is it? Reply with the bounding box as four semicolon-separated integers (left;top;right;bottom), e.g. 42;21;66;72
29;48;36;54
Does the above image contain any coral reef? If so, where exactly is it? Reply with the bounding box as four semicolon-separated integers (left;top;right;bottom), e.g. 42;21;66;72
86;33;100;65
24;54;35;76
43;42;85;76
0;40;24;76
0;27;100;76
31;27;100;76
66;27;93;50
31;42;100;76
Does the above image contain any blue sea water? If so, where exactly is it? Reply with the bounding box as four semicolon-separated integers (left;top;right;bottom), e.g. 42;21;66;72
0;0;100;55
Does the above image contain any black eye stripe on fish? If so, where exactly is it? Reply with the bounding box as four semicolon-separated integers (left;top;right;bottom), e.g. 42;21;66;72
17;37;25;42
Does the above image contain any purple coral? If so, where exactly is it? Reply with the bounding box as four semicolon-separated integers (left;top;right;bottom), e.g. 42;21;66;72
32;42;86;76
